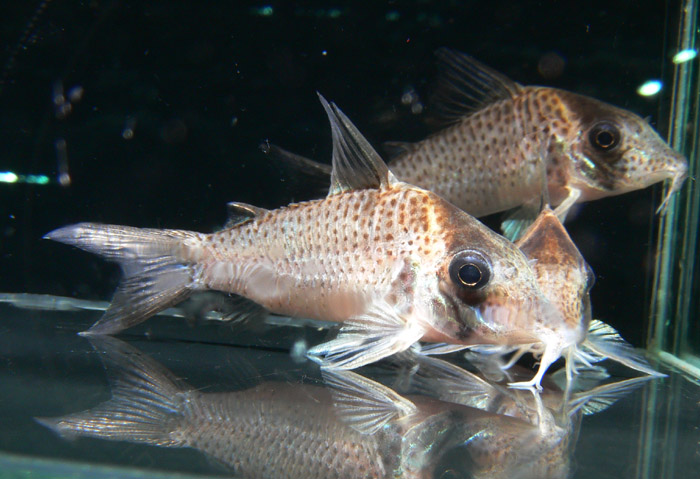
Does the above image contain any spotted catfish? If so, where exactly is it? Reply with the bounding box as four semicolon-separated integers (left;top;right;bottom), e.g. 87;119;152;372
265;48;687;238
512;207;663;382
46;95;566;384
421;205;663;387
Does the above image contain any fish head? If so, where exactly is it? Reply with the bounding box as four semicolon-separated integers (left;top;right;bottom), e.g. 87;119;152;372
427;195;566;346
558;90;688;209
515;207;593;342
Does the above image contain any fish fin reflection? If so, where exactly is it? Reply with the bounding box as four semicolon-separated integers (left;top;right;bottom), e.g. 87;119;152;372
407;355;500;410
322;369;417;435
180;292;269;329
45;223;196;335
430;47;523;123
464;345;525;381
579;320;666;377
318;94;398;196
568;375;655;416
36;336;188;447
307;301;425;370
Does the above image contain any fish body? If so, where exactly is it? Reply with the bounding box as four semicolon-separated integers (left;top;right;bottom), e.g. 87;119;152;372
448;205;662;384
514;206;664;381
393;79;687;218
47;96;564;385
266;49;687;232
37;337;546;479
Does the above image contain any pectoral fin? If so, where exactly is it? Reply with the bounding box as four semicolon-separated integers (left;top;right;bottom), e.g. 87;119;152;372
501;199;541;242
419;343;471;355
580;320;665;377
307;301;425;370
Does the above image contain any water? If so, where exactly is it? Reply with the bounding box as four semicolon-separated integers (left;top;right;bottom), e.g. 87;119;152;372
1;1;699;478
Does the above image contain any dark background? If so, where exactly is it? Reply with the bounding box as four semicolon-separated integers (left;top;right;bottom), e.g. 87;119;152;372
0;0;682;346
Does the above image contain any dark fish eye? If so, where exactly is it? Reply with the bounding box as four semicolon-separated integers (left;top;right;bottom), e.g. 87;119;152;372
589;121;621;151
449;251;491;289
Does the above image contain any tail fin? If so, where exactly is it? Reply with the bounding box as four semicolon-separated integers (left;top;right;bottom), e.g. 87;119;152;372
45;223;199;334
36;336;189;447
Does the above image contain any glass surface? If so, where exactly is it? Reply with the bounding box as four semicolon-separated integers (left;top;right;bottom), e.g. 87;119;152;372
1;1;699;478
648;0;700;368
1;299;699;479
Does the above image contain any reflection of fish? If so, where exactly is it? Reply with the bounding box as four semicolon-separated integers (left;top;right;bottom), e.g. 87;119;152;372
46;96;565;383
265;48;687;230
389;353;656;479
37;337;553;479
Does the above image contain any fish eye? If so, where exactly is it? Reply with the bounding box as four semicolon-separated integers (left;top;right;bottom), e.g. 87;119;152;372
589;121;621;151
449;251;491;289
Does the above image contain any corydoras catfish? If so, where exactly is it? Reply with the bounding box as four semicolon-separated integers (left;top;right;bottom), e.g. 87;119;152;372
512;206;663;382
37;337;550;479
421;205;662;387
265;48;687;237
46;96;564;386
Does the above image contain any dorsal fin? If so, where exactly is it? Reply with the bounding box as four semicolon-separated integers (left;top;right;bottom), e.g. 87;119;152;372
430;48;523;123
318;94;397;195
225;202;269;228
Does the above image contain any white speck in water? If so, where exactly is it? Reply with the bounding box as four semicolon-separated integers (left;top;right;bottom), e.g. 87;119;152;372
52;81;64;107
67;85;84;103
122;117;137;140
231;116;239;127
637;80;662;97
58;172;71;187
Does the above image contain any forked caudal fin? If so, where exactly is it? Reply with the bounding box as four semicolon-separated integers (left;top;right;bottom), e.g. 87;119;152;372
35;336;189;446
44;223;200;335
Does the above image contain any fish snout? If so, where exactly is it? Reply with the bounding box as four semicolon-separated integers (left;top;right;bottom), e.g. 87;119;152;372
656;151;689;213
